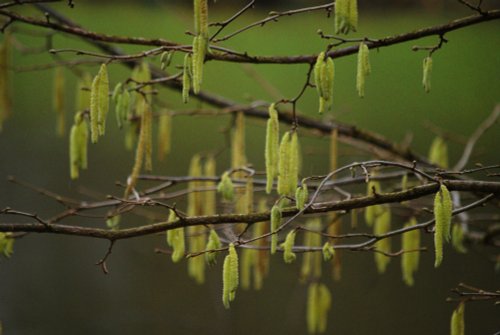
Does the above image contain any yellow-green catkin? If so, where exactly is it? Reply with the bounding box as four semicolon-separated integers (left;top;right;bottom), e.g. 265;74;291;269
205;229;221;265
401;217;420;286
322;242;335;261
270;205;282;255
112;83;130;129
450;302;465;335
374;206;391;274
288;131;300;195
166;210;185;263
265;103;280;194
192;0;208;94
301;218;323;281
217;171;234;202
434;184;453;268
356;42;371;98
335;0;358;34
251;199;270;290
422;56;432;93
90;64;109;142
314;52;335;114
282;230;297;264
157;111;172;161
160;51;172;70
182;54;192;103
222;243;239;309
69;112;89;179
307;282;332;334
428;136;448;168
277;132;291;195
0;33;12;132
452;224;467;254
295;182;308;210
0;232;14;257
123;97;150;198
53;67;65;137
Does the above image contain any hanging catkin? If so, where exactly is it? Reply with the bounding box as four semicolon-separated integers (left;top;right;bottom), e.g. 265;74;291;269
282;230;297;264
301;218;323;281
422;56;432;93
307;282;332;334
356;42;371;98
450;302;465;335
182;54;192;103
90;64;109;142
265;103;280;194
335;0;358;34
434;184;452;268
205;229;221;266
314;52;334;114
69;112;88;180
166;209;185;263
222;243;239;309
270;205;282;254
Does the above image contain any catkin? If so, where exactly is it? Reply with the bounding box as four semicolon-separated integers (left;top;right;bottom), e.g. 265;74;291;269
270;205;282;254
217;171;234;202
222;243;239;309
205;229;221;265
428;136;448;168
89;64;109;142
69;112;88;180
434;184;453;267
231;111;246;169
282;230;297;264
356;42;371;98
203;155;217;216
157;112;172;161
450;302;465;335
374;206;391;274
401;217;420;286
0;232;14;257
182;54;191;103
335;0;358;34
314;52;334;114
277;132;291;196
166;210;185;263
307;282;331;334
322;242;335;261
191;35;206;94
265;103;280;194
422;56;433;93
53;67;65;137
288;131;300;195
295;182;308;210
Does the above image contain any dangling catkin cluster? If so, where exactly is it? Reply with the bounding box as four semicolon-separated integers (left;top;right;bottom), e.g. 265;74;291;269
53;67;65;137
428;136;448;168
222;243;239;309
192;0;208;94
335;0;358;35
166;209;185;263
217;171;234;202
90;64;109;143
265;103;280;194
112;82;131;129
401;217;420;286
422;56;432;93
314;52;335;114
295;182;309;210
69;112;88;180
307;282;331;334
356;42;371;98
434;184;452;268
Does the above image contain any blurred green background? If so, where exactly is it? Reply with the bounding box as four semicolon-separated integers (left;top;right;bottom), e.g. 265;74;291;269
0;1;499;334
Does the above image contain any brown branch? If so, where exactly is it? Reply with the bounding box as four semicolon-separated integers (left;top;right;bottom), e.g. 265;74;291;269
0;179;498;241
